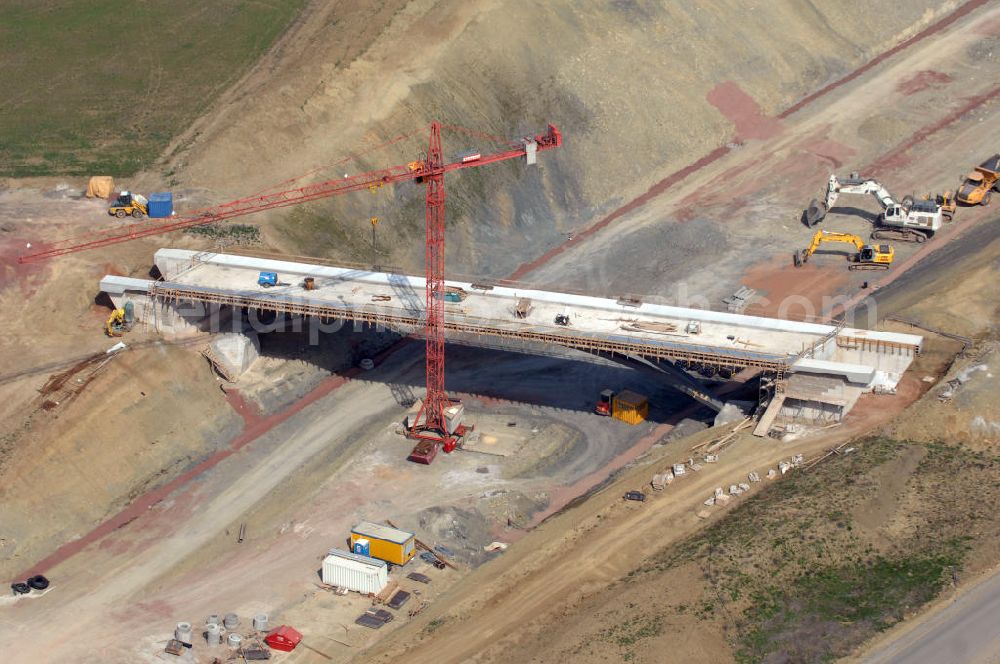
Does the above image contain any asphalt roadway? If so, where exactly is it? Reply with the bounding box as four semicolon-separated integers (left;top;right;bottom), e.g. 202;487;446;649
866;216;999;318
862;569;1000;664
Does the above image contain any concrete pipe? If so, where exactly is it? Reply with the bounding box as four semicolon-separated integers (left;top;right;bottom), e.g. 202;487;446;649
206;623;222;646
174;622;193;644
206;614;221;626
252;614;268;631
223;613;239;630
228;633;242;647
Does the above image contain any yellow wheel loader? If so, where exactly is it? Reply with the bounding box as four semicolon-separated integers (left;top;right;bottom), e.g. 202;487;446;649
108;191;148;219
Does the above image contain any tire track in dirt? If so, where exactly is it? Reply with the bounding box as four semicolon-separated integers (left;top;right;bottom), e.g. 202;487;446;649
508;0;990;282
867;84;1000;176
778;0;989;119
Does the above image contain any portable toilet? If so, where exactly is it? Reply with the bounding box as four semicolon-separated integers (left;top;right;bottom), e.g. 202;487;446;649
350;521;416;565
353;538;371;557
147;192;173;218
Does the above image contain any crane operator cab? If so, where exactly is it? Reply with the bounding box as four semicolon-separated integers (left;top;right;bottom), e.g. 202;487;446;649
853;242;894;269
859;245;887;262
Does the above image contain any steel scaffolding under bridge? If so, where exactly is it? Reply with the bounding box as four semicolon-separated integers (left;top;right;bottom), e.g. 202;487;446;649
99;248;923;413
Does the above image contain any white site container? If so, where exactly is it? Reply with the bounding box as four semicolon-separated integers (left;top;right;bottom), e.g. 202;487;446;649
322;548;388;594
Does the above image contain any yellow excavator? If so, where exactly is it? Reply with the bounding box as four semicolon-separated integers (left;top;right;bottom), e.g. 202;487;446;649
106;302;134;336
794;230;894;270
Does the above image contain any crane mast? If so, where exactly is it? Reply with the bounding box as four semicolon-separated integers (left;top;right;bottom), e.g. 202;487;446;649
418;122;451;445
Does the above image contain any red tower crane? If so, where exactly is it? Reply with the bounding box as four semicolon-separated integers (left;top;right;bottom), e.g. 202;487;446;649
19;121;562;452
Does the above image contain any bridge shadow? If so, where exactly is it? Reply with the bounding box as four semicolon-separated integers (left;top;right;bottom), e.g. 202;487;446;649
246;322;756;426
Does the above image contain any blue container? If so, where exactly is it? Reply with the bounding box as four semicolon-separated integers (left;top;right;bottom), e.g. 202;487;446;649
353;538;371;557
147;192;173;218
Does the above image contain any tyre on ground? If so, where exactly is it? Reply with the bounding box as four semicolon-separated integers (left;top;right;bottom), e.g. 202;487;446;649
27;575;49;591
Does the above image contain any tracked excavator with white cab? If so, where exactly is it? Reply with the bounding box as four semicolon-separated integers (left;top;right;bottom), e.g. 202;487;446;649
805;173;943;243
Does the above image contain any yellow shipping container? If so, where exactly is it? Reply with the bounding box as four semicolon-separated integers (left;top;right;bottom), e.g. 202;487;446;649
613;390;649;425
351;521;416;566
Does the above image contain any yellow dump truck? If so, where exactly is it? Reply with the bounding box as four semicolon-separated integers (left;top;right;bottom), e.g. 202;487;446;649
957;154;1000;206
350;521;416;566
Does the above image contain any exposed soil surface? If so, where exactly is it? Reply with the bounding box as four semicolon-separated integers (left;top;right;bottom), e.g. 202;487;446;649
0;1;998;663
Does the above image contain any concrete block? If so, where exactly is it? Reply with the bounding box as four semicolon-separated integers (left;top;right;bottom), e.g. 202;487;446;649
713;402;747;426
739;483;750;492
209;331;260;380
767;469;778;480
651;472;674;490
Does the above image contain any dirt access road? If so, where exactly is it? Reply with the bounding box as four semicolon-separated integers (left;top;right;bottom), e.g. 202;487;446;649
0;338;704;662
1;3;996;663
364;5;1000;663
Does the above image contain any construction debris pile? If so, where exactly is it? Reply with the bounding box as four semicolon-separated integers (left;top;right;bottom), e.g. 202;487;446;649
723;286;758;313
640;419;812;519
938;363;988;402
697;454;805;518
164;612;291;660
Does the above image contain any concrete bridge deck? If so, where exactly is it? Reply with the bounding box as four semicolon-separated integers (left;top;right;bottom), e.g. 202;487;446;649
101;250;921;392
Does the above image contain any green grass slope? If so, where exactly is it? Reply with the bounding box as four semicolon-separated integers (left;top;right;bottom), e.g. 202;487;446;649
0;0;307;177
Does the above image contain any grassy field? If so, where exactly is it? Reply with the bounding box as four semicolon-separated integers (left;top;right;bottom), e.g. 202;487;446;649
636;436;999;663
0;0;307;177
